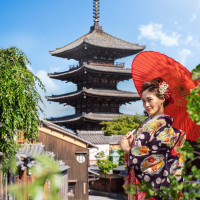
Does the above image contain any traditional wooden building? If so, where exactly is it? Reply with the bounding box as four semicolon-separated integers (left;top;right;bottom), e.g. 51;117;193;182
46;0;145;131
38;120;97;200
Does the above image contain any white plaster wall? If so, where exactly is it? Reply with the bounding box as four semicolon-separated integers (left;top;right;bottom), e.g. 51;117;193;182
89;144;110;165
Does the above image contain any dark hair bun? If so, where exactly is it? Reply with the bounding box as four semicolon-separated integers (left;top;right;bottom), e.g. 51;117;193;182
140;78;170;107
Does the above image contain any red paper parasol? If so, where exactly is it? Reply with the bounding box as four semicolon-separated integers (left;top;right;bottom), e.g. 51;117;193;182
132;51;200;141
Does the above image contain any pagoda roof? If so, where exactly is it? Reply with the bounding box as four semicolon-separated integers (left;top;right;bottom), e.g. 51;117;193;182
49;28;145;59
46;88;140;102
48;112;128;124
48;64;132;81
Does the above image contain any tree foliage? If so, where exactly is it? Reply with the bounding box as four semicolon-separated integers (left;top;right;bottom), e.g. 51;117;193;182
95;151;118;173
100;114;147;136
8;155;63;200
187;64;200;124
118;147;125;165
0;47;45;159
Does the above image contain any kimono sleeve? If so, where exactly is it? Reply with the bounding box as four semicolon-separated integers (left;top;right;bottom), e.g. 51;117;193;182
128;115;180;189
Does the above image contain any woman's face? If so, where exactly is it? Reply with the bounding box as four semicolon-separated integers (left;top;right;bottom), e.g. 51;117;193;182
142;90;165;117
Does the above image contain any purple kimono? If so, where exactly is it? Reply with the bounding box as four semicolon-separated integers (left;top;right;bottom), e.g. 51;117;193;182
129;114;185;199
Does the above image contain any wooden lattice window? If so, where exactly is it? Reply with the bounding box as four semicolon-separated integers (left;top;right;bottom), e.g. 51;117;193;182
68;182;76;196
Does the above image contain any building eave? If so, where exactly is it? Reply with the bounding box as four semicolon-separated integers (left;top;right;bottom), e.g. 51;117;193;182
40;119;97;148
46;88;140;102
48;113;131;123
48;64;132;81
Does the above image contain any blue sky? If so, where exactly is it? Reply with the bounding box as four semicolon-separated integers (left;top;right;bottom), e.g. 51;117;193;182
1;0;200;119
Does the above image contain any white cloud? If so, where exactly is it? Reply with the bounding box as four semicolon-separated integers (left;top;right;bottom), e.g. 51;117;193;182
26;64;33;72
40;100;75;119
181;35;200;50
189;14;197;22
177;49;192;65
138;23;181;47
35;69;77;119
120;101;144;115
36;70;58;93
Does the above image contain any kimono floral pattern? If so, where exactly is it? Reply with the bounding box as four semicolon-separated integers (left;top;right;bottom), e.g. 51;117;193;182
128;115;185;200
141;155;165;175
157;127;179;147
131;146;150;156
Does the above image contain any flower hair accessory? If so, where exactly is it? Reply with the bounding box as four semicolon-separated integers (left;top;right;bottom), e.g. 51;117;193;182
159;81;174;104
159;81;169;95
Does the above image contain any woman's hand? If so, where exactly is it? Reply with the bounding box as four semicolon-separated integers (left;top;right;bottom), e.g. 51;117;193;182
125;131;134;147
118;132;134;153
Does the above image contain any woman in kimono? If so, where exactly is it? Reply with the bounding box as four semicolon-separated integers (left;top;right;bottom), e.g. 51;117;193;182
119;78;186;200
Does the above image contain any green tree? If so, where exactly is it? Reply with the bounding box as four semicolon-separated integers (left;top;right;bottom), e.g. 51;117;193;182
187;64;200;124
0;47;45;166
95;151;118;173
119;147;125;165
100;114;147;136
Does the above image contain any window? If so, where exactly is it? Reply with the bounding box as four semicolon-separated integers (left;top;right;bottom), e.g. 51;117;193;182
76;154;85;163
68;182;76;196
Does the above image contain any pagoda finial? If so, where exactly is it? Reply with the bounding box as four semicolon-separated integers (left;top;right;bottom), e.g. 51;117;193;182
90;0;102;32
93;0;100;25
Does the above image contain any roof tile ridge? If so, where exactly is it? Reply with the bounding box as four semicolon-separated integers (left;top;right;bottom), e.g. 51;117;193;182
85;88;139;94
48;113;83;120
102;31;145;48
85;63;131;70
48;65;84;76
49;31;92;53
46;89;83;99
83;29;96;42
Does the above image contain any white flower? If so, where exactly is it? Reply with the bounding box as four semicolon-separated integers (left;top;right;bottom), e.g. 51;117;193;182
159;81;169;95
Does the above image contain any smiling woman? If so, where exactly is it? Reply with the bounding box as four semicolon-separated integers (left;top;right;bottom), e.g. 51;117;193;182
119;78;186;200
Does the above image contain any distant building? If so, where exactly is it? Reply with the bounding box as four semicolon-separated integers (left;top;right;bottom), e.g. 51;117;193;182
77;130;123;166
46;0;145;131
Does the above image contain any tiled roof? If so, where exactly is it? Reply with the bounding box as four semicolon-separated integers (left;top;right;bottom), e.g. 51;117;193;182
105;135;124;144
48;112;127;123
76;131;124;145
46;88;140;101
48;64;132;80
113;165;126;171
50;29;145;56
77;130;108;144
16;143;70;172
77;130;104;135
18;142;46;158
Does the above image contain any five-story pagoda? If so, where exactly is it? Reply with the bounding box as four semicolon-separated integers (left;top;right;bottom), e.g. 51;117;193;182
47;0;145;131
